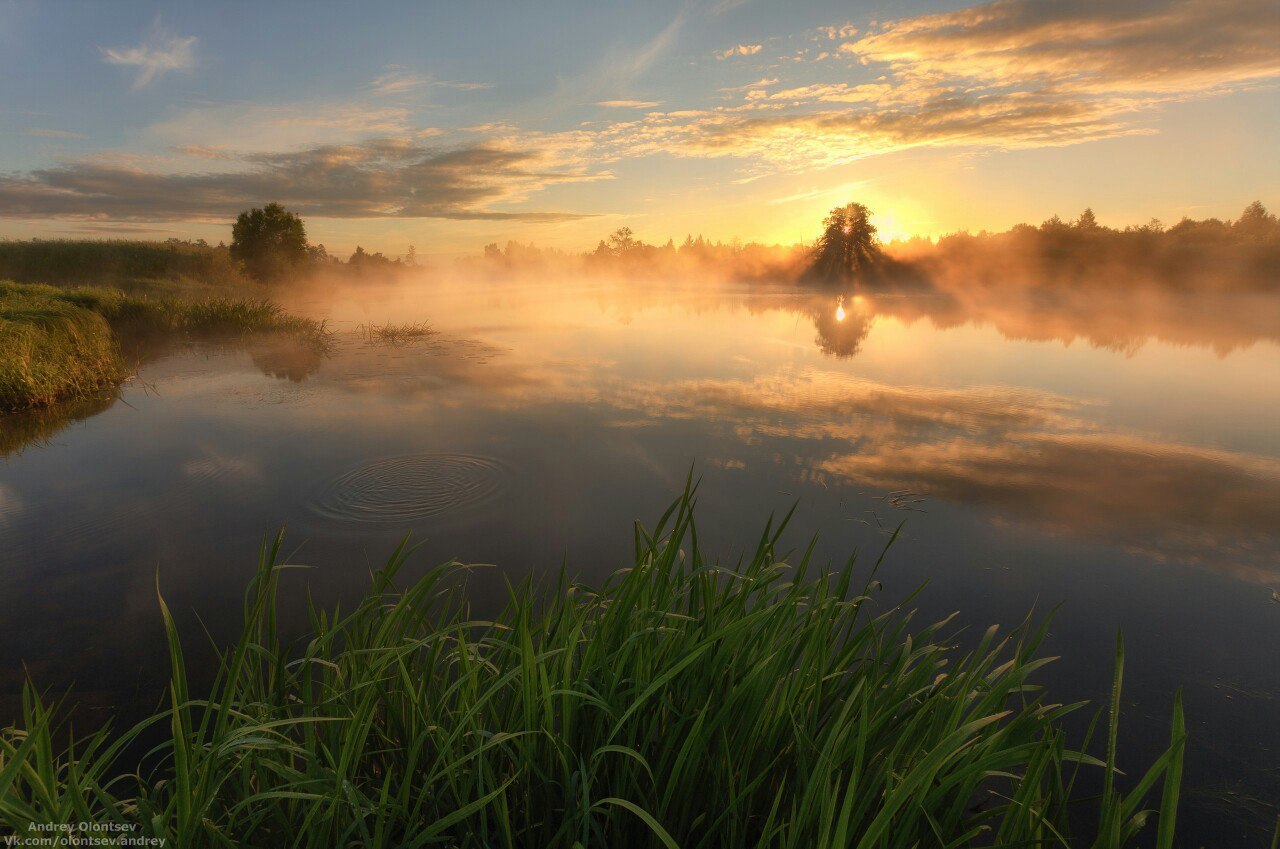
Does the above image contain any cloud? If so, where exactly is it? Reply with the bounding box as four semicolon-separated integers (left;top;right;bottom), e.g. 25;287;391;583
588;0;1280;174
371;69;430;95
577;90;1145;174
595;100;664;109
436;80;494;91
818;24;859;40
0;138;600;222
100;26;196;89
752;83;892;103
849;0;1280;95
371;67;493;95
148;101;417;152
716;43;763;59
21;129;88;139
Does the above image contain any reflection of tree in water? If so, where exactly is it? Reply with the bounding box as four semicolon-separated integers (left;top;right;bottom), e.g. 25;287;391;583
248;337;326;382
0;390;119;457
811;296;873;358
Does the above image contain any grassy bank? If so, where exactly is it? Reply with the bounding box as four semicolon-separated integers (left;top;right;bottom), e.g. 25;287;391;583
0;281;327;410
0;493;1185;847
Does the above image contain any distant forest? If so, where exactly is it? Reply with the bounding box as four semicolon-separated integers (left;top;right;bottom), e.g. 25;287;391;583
1;201;1275;292
470;201;1279;291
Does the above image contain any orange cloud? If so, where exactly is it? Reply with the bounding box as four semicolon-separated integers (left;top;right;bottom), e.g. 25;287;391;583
584;0;1280;175
716;44;764;59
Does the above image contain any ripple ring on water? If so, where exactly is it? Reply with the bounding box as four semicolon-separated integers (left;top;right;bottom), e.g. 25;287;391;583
310;453;506;523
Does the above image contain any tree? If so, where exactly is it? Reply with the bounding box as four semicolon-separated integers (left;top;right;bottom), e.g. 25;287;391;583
1235;200;1275;236
807;203;883;283
1075;208;1099;229
607;227;639;255
348;246;398;270
230;203;309;281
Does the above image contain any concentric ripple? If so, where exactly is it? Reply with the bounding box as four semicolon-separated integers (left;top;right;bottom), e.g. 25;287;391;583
310;454;506;523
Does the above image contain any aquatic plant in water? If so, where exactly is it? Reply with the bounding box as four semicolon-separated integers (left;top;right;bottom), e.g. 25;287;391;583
0;485;1185;847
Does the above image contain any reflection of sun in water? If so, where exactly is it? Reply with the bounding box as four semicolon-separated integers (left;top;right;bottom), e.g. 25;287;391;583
835;297;846;322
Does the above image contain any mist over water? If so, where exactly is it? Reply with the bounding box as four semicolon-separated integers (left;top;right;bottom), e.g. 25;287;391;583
1;267;1278;841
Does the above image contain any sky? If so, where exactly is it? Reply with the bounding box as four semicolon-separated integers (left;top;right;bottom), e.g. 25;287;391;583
1;0;1277;257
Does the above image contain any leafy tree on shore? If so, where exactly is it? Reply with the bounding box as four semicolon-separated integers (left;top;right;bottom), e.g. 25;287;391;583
230;203;309;282
807;202;884;283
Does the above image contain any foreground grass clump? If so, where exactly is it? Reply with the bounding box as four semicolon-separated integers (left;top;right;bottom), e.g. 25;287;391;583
0;285;124;409
0;493;1184;847
0;281;326;410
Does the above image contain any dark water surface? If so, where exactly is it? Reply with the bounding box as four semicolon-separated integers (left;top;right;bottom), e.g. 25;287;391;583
2;278;1278;842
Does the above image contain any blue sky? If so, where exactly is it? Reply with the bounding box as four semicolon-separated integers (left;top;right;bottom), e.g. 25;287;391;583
2;0;1277;255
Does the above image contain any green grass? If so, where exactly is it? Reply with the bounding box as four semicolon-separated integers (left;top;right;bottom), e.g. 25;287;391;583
0;239;250;293
0;281;328;410
0;488;1185;847
0;285;125;410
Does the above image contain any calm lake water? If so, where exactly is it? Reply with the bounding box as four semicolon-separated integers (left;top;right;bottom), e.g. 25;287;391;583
2;277;1278;842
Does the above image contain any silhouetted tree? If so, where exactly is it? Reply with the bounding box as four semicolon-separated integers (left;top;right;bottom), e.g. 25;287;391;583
307;243;334;264
607;227;639;255
230;203;308;281
1235;201;1275;236
348;245;399;270
807;203;884;283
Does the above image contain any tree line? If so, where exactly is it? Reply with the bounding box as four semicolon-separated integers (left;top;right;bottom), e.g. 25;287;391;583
214;198;1280;288
229;202;416;281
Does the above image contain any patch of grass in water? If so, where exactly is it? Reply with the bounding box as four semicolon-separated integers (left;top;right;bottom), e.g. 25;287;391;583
358;320;436;345
0;486;1186;847
0;281;329;410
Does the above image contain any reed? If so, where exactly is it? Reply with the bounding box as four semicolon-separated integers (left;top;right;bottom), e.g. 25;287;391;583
358;321;436;345
0;488;1185;847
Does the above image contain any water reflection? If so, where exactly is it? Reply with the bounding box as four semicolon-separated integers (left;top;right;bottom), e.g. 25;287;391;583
811;297;873;358
1;390;119;456
1;335;329;456
586;367;1280;583
2;276;1278;840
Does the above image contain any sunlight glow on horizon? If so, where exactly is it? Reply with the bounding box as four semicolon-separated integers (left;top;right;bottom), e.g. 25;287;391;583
0;0;1275;255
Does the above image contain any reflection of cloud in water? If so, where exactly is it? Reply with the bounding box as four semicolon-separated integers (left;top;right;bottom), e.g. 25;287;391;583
580;367;1279;582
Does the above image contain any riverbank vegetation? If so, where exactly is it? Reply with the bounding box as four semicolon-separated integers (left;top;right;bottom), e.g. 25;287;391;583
465;201;1279;292
0;238;252;294
0;492;1186;847
0;281;327;410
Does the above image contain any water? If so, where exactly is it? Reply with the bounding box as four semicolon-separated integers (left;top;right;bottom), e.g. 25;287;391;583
1;276;1278;841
